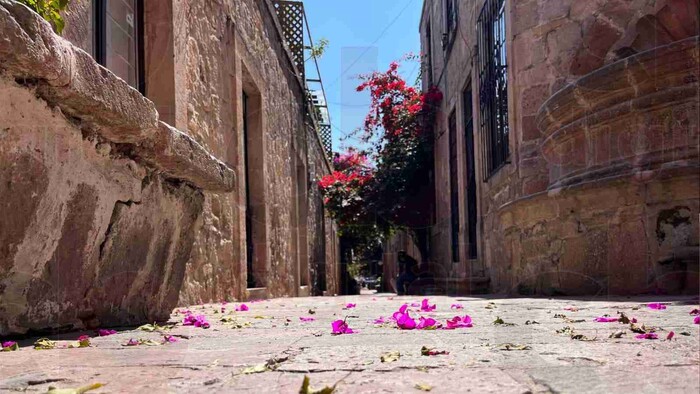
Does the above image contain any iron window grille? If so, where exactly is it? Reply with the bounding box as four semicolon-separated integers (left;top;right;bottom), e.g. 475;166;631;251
477;0;509;180
442;0;458;50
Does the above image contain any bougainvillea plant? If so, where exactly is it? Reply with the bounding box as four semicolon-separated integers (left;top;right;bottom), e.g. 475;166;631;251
17;0;71;34
318;61;443;256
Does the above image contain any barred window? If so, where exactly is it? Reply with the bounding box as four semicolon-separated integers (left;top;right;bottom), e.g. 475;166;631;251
477;0;509;179
445;0;457;36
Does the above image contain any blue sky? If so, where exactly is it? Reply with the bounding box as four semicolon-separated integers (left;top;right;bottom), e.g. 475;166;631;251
302;0;423;153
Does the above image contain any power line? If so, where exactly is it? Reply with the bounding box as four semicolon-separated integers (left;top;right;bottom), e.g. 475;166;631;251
325;0;417;89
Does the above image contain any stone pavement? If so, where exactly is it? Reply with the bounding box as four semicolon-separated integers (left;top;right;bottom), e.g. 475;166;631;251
1;293;698;393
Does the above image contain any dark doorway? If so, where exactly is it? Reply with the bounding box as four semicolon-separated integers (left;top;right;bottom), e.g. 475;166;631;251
448;110;460;263
243;91;255;288
463;86;478;259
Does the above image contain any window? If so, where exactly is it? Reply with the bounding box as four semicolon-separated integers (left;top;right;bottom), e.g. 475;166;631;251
94;0;144;92
463;85;478;259
448;110;460;263
241;73;267;289
477;0;509;179
425;22;433;86
445;0;457;36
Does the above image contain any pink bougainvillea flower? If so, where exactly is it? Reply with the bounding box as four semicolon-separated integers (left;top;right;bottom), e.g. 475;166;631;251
635;333;659;340
647;303;667;310
163;335;178;343
694;316;700;325
1;341;18;351
183;313;210;329
689;309;700;316
631;318;638;323
373;316;390;325
666;331;674;340
410;302;420;308
444;315;473;329
392;304;417;330
564;306;579;312
299;317;316;322
125;338;140;346
97;329;117;336
594;316;619;323
235;304;250;312
450;304;464;310
416;317;440;330
331;320;354;335
420;299;436;312
344;303;356;309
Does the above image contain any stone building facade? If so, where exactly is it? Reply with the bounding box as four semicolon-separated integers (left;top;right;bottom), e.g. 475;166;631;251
418;0;698;295
0;0;338;335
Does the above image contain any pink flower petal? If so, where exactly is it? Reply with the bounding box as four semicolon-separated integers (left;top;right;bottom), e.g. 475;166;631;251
420;298;436;312
97;329;117;336
635;333;658;340
647;303;667;310
594;316;619;323
694;316;700;325
666;331;674;340
416;317;440;330
331;319;354;335
163;335;178;343
344;303;356;309
444;315;473;329
2;341;17;348
689;309;700;316
450;304;464;310
236;304;249;312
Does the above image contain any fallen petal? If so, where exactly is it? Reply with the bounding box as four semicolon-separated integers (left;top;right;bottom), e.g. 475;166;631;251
647;303;667;310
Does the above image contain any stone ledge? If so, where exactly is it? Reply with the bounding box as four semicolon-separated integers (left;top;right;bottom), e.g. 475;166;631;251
131;122;235;193
0;1;235;192
537;36;699;136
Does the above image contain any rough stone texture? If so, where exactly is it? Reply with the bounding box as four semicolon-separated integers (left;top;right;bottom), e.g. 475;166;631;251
0;3;243;335
0;77;203;335
417;0;699;295
0;293;698;393
171;0;339;303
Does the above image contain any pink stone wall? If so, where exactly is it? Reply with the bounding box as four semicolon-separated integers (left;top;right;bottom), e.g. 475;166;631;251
419;0;699;295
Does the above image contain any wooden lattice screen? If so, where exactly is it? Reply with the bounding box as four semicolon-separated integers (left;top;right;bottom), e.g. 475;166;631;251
273;1;305;81
319;124;332;158
273;0;333;160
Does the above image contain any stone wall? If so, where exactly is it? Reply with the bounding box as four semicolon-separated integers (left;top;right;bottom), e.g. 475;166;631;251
59;0;339;303
420;0;698;295
0;1;235;335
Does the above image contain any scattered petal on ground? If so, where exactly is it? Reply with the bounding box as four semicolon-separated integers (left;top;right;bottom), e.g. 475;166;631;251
420;298;436;312
97;329;117;336
236;304;250;312
300;317;316;322
450;303;464;310
594;316;619;323
331;319;354;335
636;333;659;340
647;303;667;310
1;341;18;351
344;303;356;309
445;315;473;329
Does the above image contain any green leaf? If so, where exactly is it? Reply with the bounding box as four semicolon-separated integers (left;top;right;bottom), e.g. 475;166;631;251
46;383;103;394
415;383;433;391
242;364;268;374
34;338;57;350
137;322;172;332
492;316;515;326
380;351;400;363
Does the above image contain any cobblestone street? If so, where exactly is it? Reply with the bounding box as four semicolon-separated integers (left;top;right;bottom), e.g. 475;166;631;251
1;293;698;393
